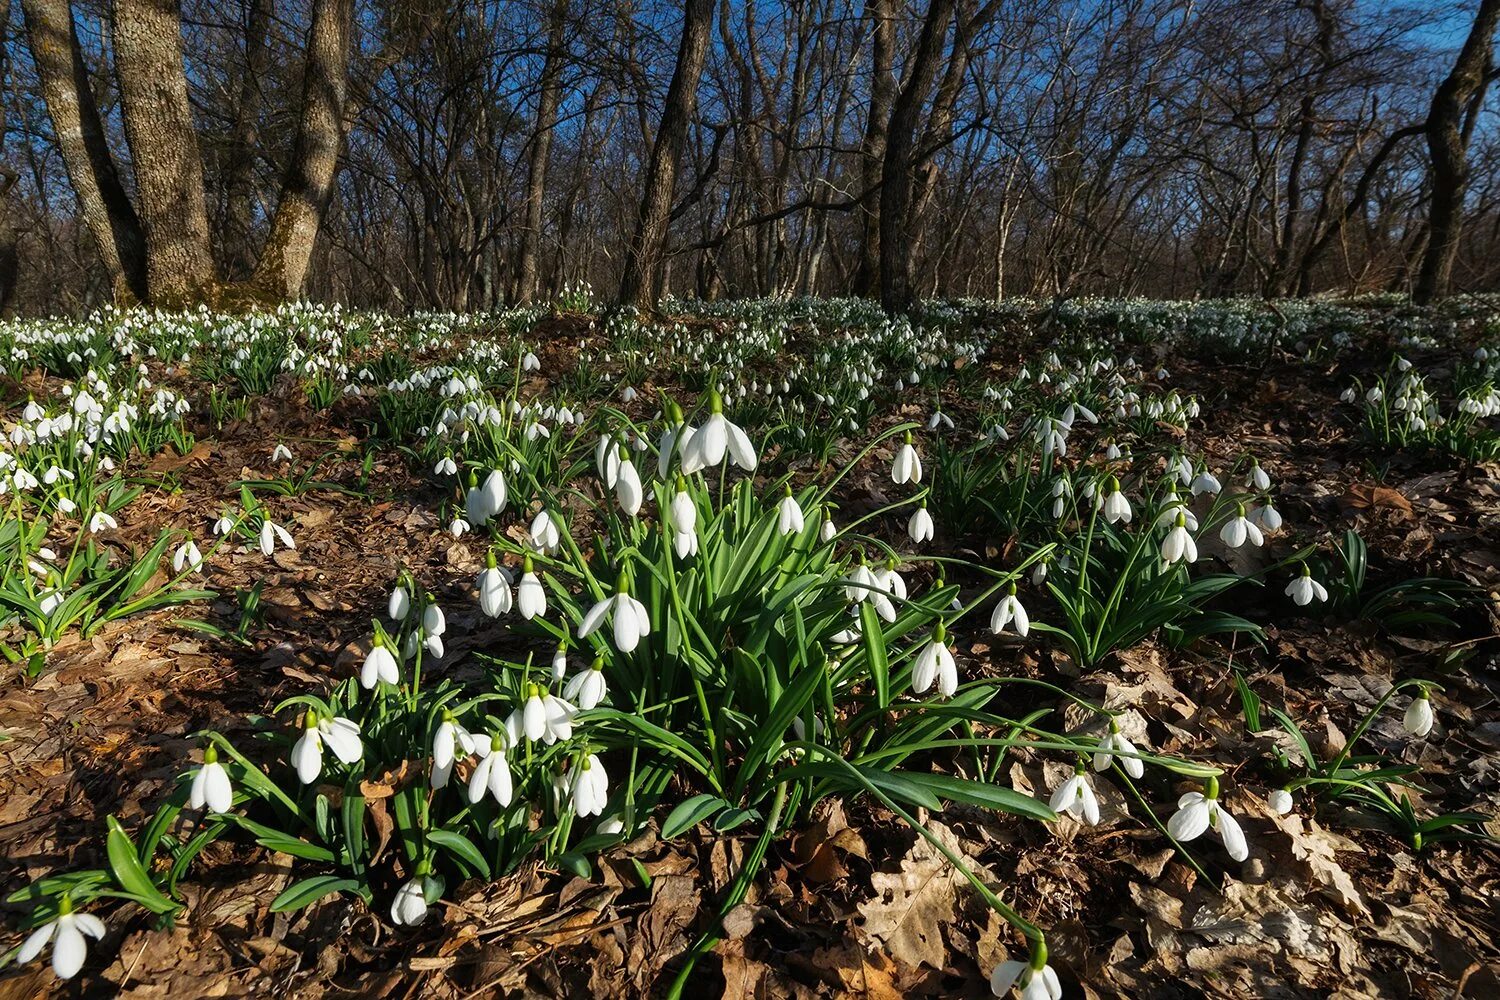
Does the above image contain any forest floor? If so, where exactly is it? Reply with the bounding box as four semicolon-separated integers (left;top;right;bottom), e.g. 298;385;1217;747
1;311;1498;999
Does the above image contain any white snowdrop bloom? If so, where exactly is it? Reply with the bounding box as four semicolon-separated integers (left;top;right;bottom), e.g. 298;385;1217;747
845;562;896;622
1284;568;1328;606
1160;515;1197;565
657;419;698;478
16;906;107;980
173;539;204;573
1101;481;1131;524
88;510;118;534
259;518;294;555
1403;692;1434;737
1031;558;1049;586
423;600;446;636
360;639;401;688
615;456;644;516
820;517;837;542
927;410;954;431
478;559;514;617
390;877;431;926
621;385;638;402
290;711;363;784
1168;780;1248;861
1189;469;1221;496
434;456;458;476
21;398;43;422
1267;788;1294;815
517;563;547;620
908;504;934;544
911;626;957;697
990;586;1029;637
1049;766;1101;826
468;732;514;806
515;684;576;745
1365;386;1383;403
12;466;38;491
522;351;541;371
571;754;610;818
1092;723;1144;779
551;644;569;681
189;745;234;813
430;712;477;788
1247;461;1271;490
272;443;293;462
990;957;1061;1000
563;657;609;709
529;508;562;553
684;394;757;471
424;632;445;659
891;435;922;484
872;561;907;602
449;515;470;538
776;492;805;536
578;586;651;653
1340;387;1357;403
214;513;237;536
1250;502;1282;532
1219;507;1263;548
388;584;411;620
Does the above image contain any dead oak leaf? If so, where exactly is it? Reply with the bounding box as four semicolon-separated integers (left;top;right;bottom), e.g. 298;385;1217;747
857;820;985;970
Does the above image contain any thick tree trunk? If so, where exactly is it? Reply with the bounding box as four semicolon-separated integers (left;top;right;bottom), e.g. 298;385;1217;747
111;0;215;302
21;0;147;301
853;0;894;297
223;0;274;280
617;0;714;311
1415;0;1500;304
252;0;355;300
517;0;568;305
878;0;955;315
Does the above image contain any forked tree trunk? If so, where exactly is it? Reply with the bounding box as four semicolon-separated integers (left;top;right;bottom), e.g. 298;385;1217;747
617;0;714;311
20;0;147;301
1415;0;1500;303
111;0;215;302
517;0;568;305
252;0;355;300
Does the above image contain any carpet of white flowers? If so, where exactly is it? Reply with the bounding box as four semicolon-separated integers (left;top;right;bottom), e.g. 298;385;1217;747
0;295;1497;998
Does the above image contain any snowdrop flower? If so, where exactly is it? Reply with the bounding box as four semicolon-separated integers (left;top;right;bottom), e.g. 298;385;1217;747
820;517;837;542
448;515;470;538
390;875;433;926
1049;763;1100;826
189;744;233;813
529;508;562;553
1190;468;1221;496
615;453;643;516
517;559;547;619
1403;689;1434;737
434;456;458;476
259;517;294;555
515;683;575;744
522;350;541;371
990;585;1029;637
214;513;237;536
777;489;805;536
845;561;896;622
563;656;609;710
1160;513;1197;565
1219;505;1263;548
88;510;118;534
1167;777;1247;861
927;410;954;431
16;899;106;980
891;433;922;484
683;390;756;471
1246;461;1271;490
290;711;363;784
467;732;513;806
657;406;698;478
360;637;401;688
431;711;477;788
1050;477;1072;519
272;443;293;462
551;643;569;681
990;947;1061;1000
477;553;513;617
173;539;204;573
908;503;934;544
1340;387;1357;403
1284;565;1328;606
1250;502;1282;532
388;584;411;620
1267;788;1294;815
1101;478;1131;524
912;624;957;697
578;578;651;653
1092;720;1144;778
1030;557;1049;586
571;753;610;818
423;599;446;637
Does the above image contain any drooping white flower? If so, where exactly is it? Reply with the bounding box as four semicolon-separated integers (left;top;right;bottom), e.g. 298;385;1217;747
431;711;477;788
777;491;805;536
434;456;458;476
990;956;1061;1000
1249;502;1282;532
390;876;432;926
1190;468;1221;496
259;517;294;555
908;504;934;544
891;434;922;485
173;539;204;573
1167;779;1247;861
214;513;237;536
1160;514;1197;565
290;711;363;784
529;508;562;553
1049;765;1101;826
189;744;234;813
360;639;401;688
467;732;514;806
657;415;698;478
1284;567;1328;606
477;555;513;617
845;562;896;622
1247;461;1271;490
1403;691;1434;737
1219;506;1264;548
16;904;107;980
515;684;576;744
683;391;756;472
563;656;609;709
1102;480;1132;524
577;582;651;653
423;600;446;636
88;510;118;534
1092;723;1144;779
388;584;410;620
1267;788;1294;815
517;560;547;619
990;586;1030;637
272;443;293;462
911;625;957;697
570;753;610;818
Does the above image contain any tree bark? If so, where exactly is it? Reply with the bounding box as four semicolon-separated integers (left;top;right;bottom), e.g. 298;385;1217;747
111;0;215;301
878;0;955;315
617;0;714;310
21;0;147;301
222;0;274;280
252;0;355;300
853;0;895;297
1415;0;1500;303
517;0;569;305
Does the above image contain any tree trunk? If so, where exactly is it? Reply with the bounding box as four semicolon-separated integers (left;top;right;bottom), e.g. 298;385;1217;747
878;0;955;315
222;0;273;280
1415;0;1500;304
21;0;147;301
853;0;895;297
517;0;568;305
111;0;215;302
617;0;714;311
252;0;355;300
